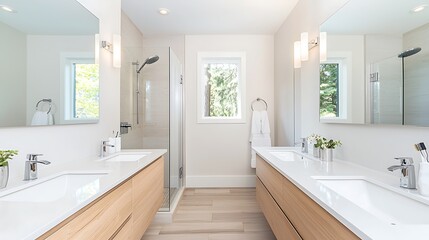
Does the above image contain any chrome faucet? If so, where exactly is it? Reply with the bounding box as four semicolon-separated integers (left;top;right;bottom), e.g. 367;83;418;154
24;154;51;181
387;157;416;189
295;138;308;153
100;140;115;158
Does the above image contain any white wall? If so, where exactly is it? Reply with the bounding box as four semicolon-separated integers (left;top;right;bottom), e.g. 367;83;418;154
26;35;93;124
275;0;429;174
0;22;27;127
0;0;121;187
185;35;274;187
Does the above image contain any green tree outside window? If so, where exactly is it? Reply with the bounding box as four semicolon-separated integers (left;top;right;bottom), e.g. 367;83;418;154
74;64;99;118
204;63;239;117
320;63;339;117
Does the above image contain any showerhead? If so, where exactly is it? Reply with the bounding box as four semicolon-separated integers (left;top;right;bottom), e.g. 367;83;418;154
137;55;160;73
145;55;159;64
398;47;422;58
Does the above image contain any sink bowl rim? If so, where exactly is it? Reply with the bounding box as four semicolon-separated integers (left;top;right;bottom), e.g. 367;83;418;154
0;170;110;199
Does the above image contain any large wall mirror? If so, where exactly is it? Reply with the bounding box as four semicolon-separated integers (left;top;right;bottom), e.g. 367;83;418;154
320;0;429;126
0;0;99;128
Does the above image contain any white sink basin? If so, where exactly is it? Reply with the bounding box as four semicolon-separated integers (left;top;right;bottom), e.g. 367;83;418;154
269;151;302;161
315;177;429;225
0;172;108;203
105;153;150;162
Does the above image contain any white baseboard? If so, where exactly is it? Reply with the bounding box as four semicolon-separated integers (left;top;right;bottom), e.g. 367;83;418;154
186;175;256;188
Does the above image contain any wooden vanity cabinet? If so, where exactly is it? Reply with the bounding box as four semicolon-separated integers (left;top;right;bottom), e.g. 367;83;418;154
132;156;164;239
256;155;359;240
39;156;164;240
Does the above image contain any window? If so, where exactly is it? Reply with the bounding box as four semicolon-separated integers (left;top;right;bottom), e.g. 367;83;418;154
62;53;99;123
319;56;348;120
320;63;340;117
197;52;246;123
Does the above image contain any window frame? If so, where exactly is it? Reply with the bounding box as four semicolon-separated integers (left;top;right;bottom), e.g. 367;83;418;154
60;52;99;124
320;52;351;123
197;52;246;124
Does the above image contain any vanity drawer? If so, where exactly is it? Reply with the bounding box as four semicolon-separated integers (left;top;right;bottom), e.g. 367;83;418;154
256;178;302;240
281;176;359;240
132;156;164;239
112;216;133;240
43;180;132;240
256;155;283;203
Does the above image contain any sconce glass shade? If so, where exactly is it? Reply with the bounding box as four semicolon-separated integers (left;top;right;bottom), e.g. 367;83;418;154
113;34;121;68
300;32;309;61
294;41;301;69
94;34;100;64
320;32;327;62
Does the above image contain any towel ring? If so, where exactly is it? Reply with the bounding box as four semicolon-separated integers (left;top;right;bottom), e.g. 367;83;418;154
36;99;52;114
251;98;268;111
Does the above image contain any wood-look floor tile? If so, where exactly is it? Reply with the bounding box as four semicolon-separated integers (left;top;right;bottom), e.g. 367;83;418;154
208;231;276;240
142;188;275;240
212;212;266;223
142;233;210;240
173;213;212;222
243;222;272;232
159;222;243;234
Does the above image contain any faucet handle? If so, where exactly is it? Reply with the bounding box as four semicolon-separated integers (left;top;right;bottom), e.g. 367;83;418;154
394;157;413;165
26;154;43;161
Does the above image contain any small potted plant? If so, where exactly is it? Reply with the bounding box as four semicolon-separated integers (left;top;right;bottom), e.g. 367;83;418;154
320;138;341;161
0;150;18;188
308;134;323;158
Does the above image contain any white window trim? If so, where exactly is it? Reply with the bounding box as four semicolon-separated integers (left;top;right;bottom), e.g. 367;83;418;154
320;51;352;124
60;52;99;124
197;52;246;124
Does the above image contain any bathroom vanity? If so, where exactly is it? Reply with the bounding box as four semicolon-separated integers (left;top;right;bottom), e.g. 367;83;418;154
255;147;429;240
256;155;358;239
0;150;166;240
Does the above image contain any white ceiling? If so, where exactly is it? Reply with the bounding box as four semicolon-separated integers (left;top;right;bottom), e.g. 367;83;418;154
121;0;299;36
0;0;98;35
321;0;429;36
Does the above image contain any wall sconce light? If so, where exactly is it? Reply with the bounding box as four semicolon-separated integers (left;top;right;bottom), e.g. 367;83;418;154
300;32;309;61
294;32;326;68
319;32;327;62
294;41;301;69
100;34;121;68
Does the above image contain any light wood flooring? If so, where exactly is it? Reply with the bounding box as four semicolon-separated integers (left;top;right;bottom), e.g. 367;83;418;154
142;188;276;240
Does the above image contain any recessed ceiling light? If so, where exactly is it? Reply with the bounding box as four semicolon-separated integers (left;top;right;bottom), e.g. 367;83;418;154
158;8;170;15
0;5;16;13
411;4;427;13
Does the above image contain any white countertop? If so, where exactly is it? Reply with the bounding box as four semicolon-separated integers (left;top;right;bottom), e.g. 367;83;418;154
0;149;166;240
254;147;429;240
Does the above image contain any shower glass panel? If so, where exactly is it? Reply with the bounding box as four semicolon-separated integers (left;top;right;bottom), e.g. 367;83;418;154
369;57;402;124
370;50;429;126
121;46;183;212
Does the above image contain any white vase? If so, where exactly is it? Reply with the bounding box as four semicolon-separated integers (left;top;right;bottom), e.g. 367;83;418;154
0;164;9;189
313;147;320;158
321;149;334;162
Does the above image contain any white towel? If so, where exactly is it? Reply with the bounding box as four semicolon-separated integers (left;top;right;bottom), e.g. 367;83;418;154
31;111;54;126
251;111;262;134
260;111;270;134
250;110;271;168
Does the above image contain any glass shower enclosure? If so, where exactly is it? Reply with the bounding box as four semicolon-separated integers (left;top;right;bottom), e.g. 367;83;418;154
120;47;183;212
